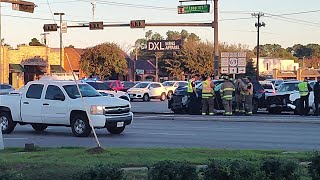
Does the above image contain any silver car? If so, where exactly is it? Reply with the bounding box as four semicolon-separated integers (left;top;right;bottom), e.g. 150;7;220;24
0;84;14;95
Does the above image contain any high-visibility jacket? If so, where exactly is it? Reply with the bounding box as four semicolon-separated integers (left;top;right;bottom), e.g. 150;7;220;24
298;82;309;97
202;80;214;98
220;81;235;100
244;82;254;95
187;80;194;93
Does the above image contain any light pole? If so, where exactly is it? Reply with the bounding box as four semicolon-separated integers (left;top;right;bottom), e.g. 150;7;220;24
252;12;265;80
54;13;65;67
213;0;219;78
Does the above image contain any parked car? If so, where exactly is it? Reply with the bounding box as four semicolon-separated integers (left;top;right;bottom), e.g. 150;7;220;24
105;80;124;91
0;77;133;136
0;84;14;95
127;82;167;101
168;80;266;114
266;79;284;90
265;80;314;114
122;81;136;92
260;81;276;94
162;81;188;99
84;80;130;101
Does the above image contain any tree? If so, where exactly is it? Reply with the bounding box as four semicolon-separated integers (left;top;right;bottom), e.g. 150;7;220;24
246;59;256;78
67;45;75;48
29;38;44;46
80;43;127;79
254;44;297;60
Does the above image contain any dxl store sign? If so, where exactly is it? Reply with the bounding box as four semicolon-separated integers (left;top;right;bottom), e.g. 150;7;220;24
147;40;182;52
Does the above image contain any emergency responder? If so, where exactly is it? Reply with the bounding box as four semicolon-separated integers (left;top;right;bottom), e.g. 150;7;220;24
188;74;201;114
243;77;254;116
298;78;312;116
313;77;320;116
202;75;215;115
235;75;245;114
220;75;235;116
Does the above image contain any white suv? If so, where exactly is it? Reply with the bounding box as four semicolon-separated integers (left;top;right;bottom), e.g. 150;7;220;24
162;81;188;99
127;82;167;102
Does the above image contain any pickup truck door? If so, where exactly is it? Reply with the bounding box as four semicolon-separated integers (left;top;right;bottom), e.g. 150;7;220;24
42;85;68;125
21;84;44;123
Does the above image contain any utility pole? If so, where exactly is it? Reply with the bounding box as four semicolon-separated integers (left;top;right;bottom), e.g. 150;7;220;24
54;12;65;67
40;32;49;46
213;0;219;78
252;12;265;80
133;46;138;82
91;1;96;22
0;1;3;83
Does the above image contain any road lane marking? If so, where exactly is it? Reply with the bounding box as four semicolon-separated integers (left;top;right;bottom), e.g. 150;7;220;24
4;138;28;140
127;132;194;136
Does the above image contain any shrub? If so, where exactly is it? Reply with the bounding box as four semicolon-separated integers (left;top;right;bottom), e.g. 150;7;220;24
202;159;230;180
229;160;264;180
148;160;198;180
0;171;24;180
72;164;124;180
261;157;302;180
309;151;320;180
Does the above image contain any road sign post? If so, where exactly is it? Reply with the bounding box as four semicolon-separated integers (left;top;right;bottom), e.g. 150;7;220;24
221;52;247;78
0;129;3;150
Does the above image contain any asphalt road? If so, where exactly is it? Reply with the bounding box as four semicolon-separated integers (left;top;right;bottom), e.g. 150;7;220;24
3;114;320;151
131;100;171;113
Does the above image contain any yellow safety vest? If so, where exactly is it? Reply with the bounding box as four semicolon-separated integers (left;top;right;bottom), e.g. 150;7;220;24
202;80;214;98
298;82;308;97
187;80;193;93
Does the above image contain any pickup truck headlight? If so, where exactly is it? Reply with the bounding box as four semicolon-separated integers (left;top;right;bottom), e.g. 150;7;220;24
90;105;104;115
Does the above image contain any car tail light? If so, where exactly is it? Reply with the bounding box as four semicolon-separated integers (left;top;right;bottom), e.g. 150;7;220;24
259;89;265;93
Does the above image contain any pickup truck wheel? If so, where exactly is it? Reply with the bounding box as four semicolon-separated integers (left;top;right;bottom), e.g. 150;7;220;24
142;94;149;102
0;112;16;134
71;114;92;137
160;93;166;101
31;124;48;132
107;126;125;134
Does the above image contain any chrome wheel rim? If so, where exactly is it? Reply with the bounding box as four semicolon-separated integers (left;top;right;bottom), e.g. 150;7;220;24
0;116;8;131
74;119;85;134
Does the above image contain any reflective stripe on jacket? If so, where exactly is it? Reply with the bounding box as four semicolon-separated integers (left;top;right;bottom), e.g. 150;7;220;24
187;80;193;93
298;82;309;97
202;80;214;98
220;82;235;100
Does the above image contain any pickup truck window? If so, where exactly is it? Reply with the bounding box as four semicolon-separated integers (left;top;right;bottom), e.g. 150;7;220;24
26;84;44;99
45;85;65;100
63;84;101;99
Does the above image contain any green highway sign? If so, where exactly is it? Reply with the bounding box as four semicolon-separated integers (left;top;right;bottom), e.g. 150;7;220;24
178;4;210;14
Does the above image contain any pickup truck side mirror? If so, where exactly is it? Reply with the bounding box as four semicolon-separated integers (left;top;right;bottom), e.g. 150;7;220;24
54;94;65;101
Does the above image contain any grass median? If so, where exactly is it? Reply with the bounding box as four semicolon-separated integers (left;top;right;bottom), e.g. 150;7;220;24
0;148;312;180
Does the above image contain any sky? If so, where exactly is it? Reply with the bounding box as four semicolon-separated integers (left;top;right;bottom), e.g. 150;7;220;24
2;0;320;50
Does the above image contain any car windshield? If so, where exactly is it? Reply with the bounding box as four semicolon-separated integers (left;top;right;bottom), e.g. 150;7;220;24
278;83;299;92
163;82;175;87
87;82;112;90
63;84;101;99
134;83;149;88
262;84;273;89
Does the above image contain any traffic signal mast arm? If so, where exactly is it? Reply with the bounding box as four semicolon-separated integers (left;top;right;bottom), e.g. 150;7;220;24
65;22;214;28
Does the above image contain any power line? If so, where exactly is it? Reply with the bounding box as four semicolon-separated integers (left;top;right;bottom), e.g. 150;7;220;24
264;12;320;27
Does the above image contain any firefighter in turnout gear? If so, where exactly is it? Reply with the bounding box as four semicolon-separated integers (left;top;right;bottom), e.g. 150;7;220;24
220;75;235;116
202;75;215;115
298;78;312;116
187;74;201;115
243;77;254;116
235;75;245;114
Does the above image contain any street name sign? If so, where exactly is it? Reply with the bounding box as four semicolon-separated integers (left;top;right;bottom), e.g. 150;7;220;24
221;52;247;74
178;4;210;14
147;40;182;52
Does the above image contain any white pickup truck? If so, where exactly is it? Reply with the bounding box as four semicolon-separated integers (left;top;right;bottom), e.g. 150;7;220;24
0;79;133;137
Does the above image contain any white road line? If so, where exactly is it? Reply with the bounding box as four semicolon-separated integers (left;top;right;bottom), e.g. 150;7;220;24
127;132;194;136
4;138;28;140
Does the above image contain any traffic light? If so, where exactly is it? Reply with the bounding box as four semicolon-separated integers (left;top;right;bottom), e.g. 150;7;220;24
130;20;145;28
43;24;58;32
89;22;104;30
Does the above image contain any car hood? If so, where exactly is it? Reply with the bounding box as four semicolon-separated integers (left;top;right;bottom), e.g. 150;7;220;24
96;90;127;97
83;96;130;108
127;88;147;92
266;91;298;97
